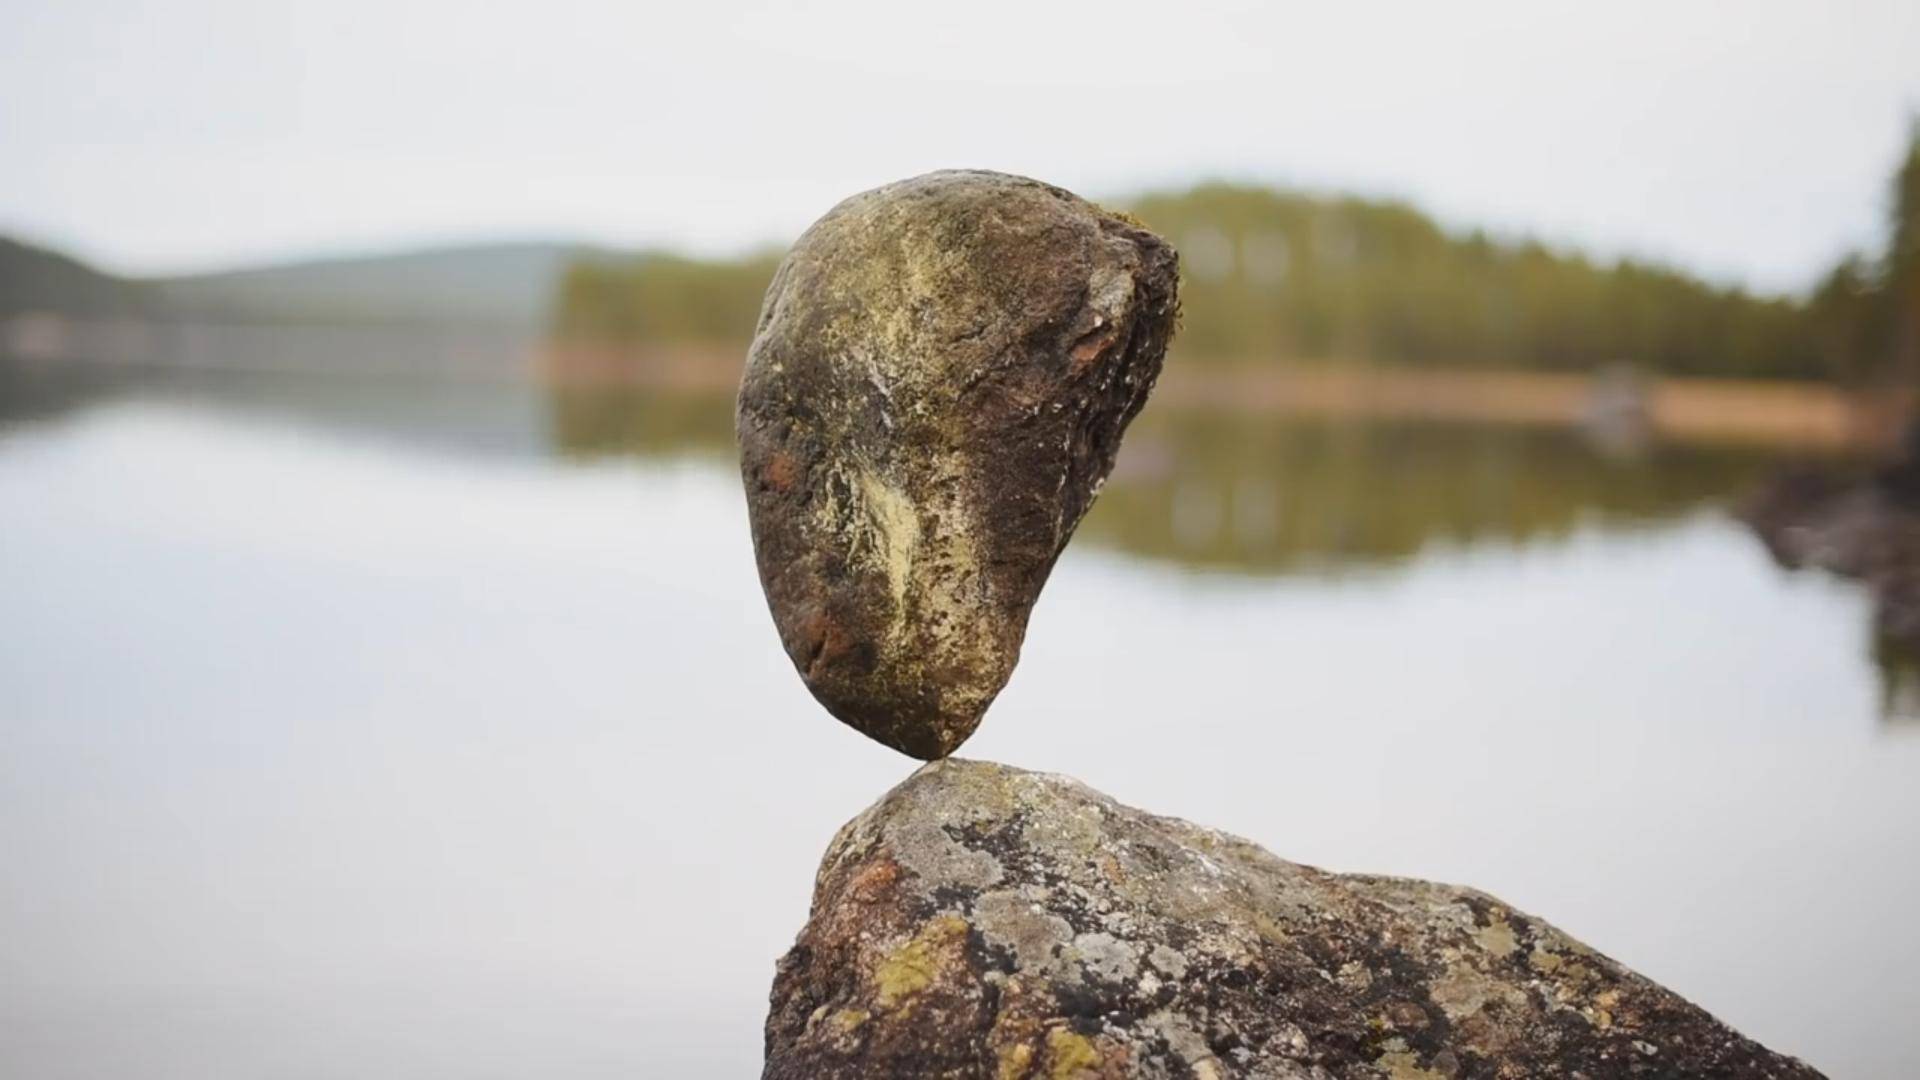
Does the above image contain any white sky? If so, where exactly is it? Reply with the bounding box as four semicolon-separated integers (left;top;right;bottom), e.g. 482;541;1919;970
3;0;1917;291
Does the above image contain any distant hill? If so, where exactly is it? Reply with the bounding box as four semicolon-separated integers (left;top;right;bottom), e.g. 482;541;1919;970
155;240;607;329
1;235;637;372
2;235;615;331
0;236;158;320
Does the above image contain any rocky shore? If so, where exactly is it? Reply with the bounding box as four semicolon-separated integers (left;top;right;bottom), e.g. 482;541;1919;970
1744;443;1920;650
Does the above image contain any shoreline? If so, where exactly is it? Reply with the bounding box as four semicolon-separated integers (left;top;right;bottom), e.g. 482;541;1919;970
4;329;1901;455
542;343;1908;454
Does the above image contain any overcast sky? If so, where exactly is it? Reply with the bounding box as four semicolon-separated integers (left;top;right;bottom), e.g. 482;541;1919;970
3;1;1917;291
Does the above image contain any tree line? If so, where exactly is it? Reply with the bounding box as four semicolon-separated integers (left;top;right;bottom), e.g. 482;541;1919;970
552;125;1920;387
1809;123;1920;388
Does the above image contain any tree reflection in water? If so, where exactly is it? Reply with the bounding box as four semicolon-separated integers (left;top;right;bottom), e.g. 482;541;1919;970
543;382;1912;729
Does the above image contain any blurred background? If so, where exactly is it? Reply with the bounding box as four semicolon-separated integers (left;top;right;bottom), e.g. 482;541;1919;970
4;2;1919;1077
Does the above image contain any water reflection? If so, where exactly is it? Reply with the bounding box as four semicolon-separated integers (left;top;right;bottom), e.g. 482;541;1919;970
1876;632;1920;725
6;362;1912;717
544;381;1786;573
1082;412;1781;574
531;374;1920;725
547;384;735;463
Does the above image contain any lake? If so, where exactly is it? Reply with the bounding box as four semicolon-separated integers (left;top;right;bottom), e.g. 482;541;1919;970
1;368;1915;1078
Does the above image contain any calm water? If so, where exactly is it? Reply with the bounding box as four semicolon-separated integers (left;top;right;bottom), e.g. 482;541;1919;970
2;372;1916;1078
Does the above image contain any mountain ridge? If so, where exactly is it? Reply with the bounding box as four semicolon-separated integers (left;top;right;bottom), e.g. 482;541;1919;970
2;235;636;330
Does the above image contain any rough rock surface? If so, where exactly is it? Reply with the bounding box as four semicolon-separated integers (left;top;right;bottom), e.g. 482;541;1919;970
765;760;1821;1079
737;171;1179;759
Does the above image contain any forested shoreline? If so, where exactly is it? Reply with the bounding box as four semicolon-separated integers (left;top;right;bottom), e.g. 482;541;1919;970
7;128;1914;392
552;127;1920;388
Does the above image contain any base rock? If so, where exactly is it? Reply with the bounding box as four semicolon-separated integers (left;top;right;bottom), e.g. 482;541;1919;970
765;759;1820;1079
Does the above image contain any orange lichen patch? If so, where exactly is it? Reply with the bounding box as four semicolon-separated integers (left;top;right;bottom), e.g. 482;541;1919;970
846;857;901;905
763;450;801;493
794;611;860;680
1070;330;1119;373
986;976;1050;1074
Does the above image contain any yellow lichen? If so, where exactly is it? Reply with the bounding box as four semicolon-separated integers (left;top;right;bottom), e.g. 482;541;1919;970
1096;204;1151;231
873;915;968;1010
1590;988;1622;1029
1558;960;1597;992
1430;958;1528;1021
1045;1028;1103;1079
1474;916;1518;958
1377;1050;1447;1080
1252;911;1292;945
855;468;921;613
997;1042;1035;1080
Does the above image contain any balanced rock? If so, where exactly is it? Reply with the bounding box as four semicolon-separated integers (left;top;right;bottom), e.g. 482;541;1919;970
765;760;1821;1079
737;171;1179;758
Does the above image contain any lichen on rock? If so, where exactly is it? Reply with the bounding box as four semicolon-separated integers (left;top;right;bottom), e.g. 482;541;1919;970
764;759;1823;1079
736;170;1180;759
